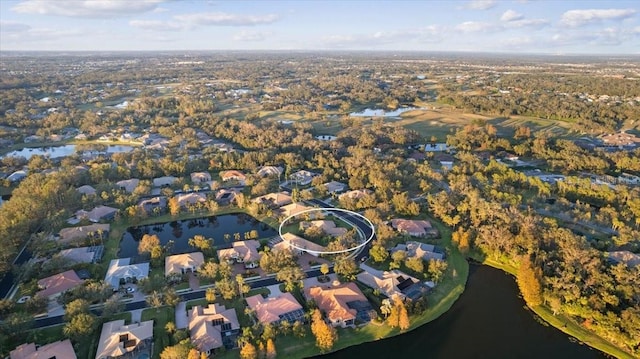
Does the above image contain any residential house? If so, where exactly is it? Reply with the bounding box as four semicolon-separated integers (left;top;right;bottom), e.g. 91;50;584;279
215;188;238;205
104;258;150;289
279;203;314;218
289;170;319;186
190;172;212;184
323;181;347;194
76;185;97;196
36;270;84;301
188;304;240;354
607;251;640;268
10;339;77;359
76;205;118;223
305;282;375;327
220;170;246;185
153;176;178;188
390;219;438;237
55;245;104;264
245;292;305;325
433;153;455;169
391;241;445;261
137;196;167;213
357;267;429;301
251;192;292;208
256;166;283;178
300;220;348;236
7;170;27;183
217;240;261;269
316;135;337;141
95;320;153;359
275;233;326;256
175;192;207;208
58;224;110;243
116;179;140;193
424;143;449;152
338;189;373;201
165;252;205;276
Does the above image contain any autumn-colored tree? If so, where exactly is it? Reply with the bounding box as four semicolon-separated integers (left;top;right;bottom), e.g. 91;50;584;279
205;287;217;303
160;339;194;359
398;299;410;331
187;348;200;359
292;320;306;338
138;234;161;256
369;244;389;263
427;259;448;283
63;312;97;340
332;256;359;281
517;256;543;307
320;263;330;277
266;338;277;359
386;301;400;328
276;265;306;292
310;309;338;352
452;227;471;254
168;196;181;216
188;235;212;253
240;342;258;359
405;257;424;275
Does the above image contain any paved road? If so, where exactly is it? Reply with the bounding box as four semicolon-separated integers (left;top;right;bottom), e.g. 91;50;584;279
33;269;323;329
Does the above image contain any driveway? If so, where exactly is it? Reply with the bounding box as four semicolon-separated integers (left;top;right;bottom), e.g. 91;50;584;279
175;301;188;329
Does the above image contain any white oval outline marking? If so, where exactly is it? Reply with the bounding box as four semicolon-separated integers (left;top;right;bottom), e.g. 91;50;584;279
278;207;375;255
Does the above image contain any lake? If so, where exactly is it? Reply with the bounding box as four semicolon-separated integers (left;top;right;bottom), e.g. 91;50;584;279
119;214;278;259
1;144;134;160
349;107;422;117
316;264;606;359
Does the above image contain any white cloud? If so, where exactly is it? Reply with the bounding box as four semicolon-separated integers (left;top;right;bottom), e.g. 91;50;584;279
233;30;270;41
12;0;167;18
322;26;445;48
455;21;497;33
0;20;31;33
466;0;497;10
506;18;549;29
129;20;183;31
1;26;83;44
560;8;637;27
501;10;524;22
173;12;279;26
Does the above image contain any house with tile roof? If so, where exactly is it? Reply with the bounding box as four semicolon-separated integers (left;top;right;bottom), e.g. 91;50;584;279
10;339;77;359
116;179;140;193
188;304;240;354
245;292;305;325
165;252;204;276
58;224;110;243
217;240;261;269
104;258;150;290
95;320;153;359
36;270;84;301
390;219;438;237
305;282;375;327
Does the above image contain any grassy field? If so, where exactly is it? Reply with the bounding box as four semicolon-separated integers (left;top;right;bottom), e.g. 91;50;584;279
481;257;635;359
141;306;174;359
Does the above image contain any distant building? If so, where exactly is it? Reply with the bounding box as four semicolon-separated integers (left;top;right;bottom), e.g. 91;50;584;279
10;339;77;359
252;192;292;208
391;241;445;261
137;196;167;213
220;170;246;184
256;165;283;177
275;233;326;256
116;179;140;193
607;251;640;268
300;220;348;237
357;267;429;301
245;292;305;325
289;170;319;186
323;181;347;193
153;176;178;188
339;189;373;201
279;202;314;217
76;185;97;196
175;192;207;208
190;172;212;184
390;219;438;237
424;143;448;152
95;320;153;359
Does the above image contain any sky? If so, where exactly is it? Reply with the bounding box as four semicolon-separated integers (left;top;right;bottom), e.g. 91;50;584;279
0;0;639;54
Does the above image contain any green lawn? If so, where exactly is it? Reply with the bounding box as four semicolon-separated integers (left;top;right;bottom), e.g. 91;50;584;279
141;306;174;359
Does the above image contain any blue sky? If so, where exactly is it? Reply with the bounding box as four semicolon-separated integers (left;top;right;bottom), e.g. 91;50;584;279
0;0;638;54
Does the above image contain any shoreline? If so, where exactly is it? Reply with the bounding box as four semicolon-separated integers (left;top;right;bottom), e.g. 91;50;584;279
478;256;635;359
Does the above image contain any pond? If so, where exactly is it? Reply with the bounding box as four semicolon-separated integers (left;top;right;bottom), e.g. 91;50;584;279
119;214;278;259
349;107;422;117
316;264;606;359
1;144;134;160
